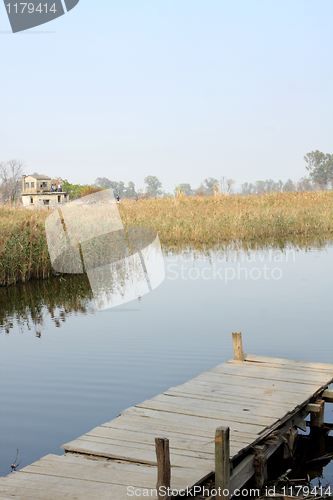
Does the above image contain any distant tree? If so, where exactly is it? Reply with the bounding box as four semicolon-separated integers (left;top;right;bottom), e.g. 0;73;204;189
325;154;333;187
304;151;333;189
144;176;163;197
62;180;87;199
226;178;236;195
283;179;295;192
0;159;25;204
296;177;315;192
94;177;130;197
195;177;219;196
177;183;194;196
241;182;255;195
123;181;136;198
94;177;113;189
254;180;266;194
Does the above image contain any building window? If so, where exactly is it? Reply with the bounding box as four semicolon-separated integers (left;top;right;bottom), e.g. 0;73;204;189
30;197;33;204
31;182;34;188
58;196;61;203
25;183;29;188
43;200;50;206
42;182;47;188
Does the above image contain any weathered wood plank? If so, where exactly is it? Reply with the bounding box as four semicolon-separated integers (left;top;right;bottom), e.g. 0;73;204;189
164;387;297;410
142;393;292;419
102;413;260;439
322;389;333;402
120;406;267;434
188;372;322;395
245;354;333;372
135;398;276;427
212;362;333;385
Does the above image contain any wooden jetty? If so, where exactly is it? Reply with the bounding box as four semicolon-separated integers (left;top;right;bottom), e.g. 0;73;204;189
1;332;333;499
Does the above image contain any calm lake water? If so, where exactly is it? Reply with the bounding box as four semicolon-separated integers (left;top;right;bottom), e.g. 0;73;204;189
1;243;333;483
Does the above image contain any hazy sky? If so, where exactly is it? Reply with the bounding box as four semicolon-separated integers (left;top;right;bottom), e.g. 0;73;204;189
1;1;332;193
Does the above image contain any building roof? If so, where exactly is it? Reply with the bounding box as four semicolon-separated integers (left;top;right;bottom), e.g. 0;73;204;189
26;174;52;180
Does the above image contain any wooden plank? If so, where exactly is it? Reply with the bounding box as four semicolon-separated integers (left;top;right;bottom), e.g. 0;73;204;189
0;483;134;500
62;438;215;470
0;469;136;500
62;434;217;460
164;387;297;410
322;389;333;402
5;455;208;493
143;393;292;419
120;406;268;434
99;414;260;442
99;415;259;443
135;400;276;427
305;403;322;412
188;372;322;395
245;354;333;372
212;362;333;385
24;454;211;491
86;425;251;450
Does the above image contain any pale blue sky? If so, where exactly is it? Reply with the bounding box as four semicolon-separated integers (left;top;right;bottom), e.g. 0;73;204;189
0;1;332;192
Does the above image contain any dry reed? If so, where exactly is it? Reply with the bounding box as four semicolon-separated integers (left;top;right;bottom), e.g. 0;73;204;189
1;192;333;285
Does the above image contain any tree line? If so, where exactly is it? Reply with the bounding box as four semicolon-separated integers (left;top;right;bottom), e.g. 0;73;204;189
0;150;332;203
242;151;333;195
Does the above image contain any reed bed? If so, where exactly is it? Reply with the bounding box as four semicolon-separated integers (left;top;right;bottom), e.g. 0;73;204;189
120;191;333;250
0;207;50;285
1;192;333;285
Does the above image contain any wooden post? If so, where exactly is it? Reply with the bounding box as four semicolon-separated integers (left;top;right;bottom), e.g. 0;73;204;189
310;399;325;429
232;332;244;361
253;446;268;489
283;428;298;460
155;437;171;500
215;427;230;500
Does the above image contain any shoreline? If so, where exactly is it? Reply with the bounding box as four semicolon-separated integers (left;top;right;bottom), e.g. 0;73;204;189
1;192;333;286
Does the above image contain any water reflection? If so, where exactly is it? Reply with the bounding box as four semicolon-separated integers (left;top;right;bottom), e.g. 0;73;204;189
1;236;332;335
0;275;93;335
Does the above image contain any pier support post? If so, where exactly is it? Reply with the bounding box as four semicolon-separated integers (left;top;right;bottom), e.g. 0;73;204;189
215;427;230;500
155;437;171;500
232;332;244;361
283;427;298;460
253;446;268;490
310;399;325;429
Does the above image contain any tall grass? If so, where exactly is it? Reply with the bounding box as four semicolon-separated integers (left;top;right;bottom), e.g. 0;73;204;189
120;191;333;250
1;192;333;285
0;207;51;285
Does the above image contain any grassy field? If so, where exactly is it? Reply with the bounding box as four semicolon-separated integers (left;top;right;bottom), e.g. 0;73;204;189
1;191;333;285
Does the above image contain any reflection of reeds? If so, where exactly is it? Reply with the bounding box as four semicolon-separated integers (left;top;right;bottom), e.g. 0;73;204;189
0;274;93;334
1;192;333;284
